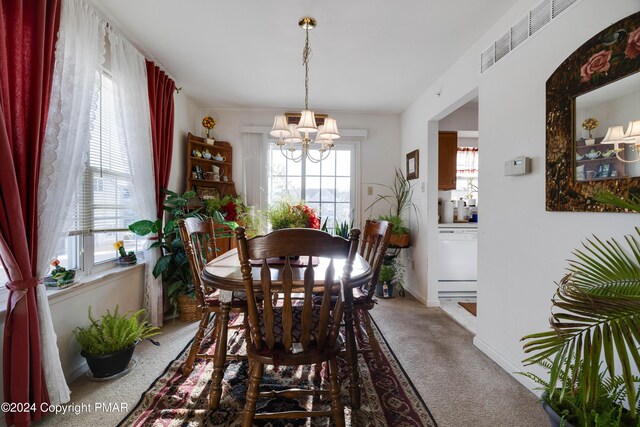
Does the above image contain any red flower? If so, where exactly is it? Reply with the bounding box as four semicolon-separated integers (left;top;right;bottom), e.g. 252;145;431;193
300;205;320;229
221;201;238;221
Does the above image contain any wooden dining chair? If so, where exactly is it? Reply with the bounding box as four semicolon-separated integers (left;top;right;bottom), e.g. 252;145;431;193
177;217;247;409
235;227;360;427
352;219;392;366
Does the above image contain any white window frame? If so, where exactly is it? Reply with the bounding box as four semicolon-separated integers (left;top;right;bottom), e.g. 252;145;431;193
267;140;359;229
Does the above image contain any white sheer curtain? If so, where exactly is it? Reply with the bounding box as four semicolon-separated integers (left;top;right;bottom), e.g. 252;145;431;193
37;0;106;405
107;30;162;326
241;132;269;212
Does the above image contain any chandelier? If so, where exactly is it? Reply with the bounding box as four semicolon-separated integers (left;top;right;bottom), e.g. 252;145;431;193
602;120;640;163
270;17;340;163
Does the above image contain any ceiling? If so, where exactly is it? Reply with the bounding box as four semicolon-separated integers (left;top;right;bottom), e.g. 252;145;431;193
88;0;516;114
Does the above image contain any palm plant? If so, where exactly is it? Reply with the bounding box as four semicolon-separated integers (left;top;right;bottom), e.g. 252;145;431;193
522;189;640;425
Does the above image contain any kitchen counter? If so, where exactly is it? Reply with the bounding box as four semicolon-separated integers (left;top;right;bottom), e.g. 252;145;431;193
438;222;478;229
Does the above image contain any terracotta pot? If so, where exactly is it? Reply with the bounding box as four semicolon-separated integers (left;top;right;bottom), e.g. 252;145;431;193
389;233;410;248
176;295;200;322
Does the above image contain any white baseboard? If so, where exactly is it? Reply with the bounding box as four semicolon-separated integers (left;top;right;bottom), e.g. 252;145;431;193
473;336;541;397
403;287;440;307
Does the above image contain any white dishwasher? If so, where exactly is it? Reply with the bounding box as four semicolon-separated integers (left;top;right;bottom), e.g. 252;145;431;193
437;226;478;298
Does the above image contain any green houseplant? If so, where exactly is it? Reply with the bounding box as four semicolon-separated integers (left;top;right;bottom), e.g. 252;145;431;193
74;306;160;378
521;191;640;426
366;168;419;248
129;189;203;316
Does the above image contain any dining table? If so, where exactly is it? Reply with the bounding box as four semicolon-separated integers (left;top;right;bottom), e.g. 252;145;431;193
201;248;372;409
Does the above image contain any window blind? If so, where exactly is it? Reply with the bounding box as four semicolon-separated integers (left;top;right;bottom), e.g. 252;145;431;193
69;72;137;235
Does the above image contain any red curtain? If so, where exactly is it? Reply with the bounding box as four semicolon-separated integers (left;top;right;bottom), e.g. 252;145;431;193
145;60;176;220
0;0;60;425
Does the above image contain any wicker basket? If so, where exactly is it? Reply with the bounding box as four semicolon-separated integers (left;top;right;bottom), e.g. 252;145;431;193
177;295;200;322
389;233;410;248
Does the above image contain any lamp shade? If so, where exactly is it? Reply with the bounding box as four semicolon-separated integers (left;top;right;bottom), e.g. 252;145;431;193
270;115;291;138
284;123;302;143
624;120;640;139
314;125;330;143
602;126;626;143
319;117;340;139
297;110;318;133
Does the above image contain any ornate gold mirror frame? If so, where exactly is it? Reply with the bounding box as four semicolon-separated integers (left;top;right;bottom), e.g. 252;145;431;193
546;11;640;212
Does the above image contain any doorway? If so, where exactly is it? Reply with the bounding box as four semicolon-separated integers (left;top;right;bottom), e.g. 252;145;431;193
432;97;479;334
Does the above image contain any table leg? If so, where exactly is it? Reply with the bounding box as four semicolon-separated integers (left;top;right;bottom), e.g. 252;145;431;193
209;294;232;409
343;287;361;409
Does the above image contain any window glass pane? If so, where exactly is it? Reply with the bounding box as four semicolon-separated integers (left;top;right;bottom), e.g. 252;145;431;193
271;149;286;177
321;177;335;202
336;150;351;176
270;176;286;202
319;203;335;230
94;231;143;264
287;156;302;176
321;151;336;176
335;203;351;224
286;176;302;199
336;177;351;202
0;267;6;286
306;154;321;176
306;176;321;202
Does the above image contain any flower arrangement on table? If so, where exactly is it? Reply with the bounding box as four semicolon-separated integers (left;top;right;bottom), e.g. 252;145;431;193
45;259;76;288
268;200;320;230
202;116;216;139
113;240;137;265
582;117;599;138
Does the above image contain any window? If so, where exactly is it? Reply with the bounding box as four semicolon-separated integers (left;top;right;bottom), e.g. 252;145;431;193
455;147;479;199
63;71;143;275
268;144;356;230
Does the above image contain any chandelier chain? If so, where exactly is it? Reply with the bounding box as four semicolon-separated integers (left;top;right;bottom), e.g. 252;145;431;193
303;25;312;110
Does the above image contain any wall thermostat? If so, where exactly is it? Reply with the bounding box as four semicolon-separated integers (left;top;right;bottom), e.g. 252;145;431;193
504;156;531;176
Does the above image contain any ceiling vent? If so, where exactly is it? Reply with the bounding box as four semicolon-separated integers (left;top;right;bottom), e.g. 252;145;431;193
481;0;582;73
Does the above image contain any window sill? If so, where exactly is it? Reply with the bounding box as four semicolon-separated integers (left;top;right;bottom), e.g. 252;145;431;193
0;262;146;316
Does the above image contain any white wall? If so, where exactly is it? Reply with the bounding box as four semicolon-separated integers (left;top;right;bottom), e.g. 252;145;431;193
401;0;640;385
187;108;402;223
168;92;200;194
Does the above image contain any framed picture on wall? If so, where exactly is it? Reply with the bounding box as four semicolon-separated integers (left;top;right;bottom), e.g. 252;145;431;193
406;149;419;180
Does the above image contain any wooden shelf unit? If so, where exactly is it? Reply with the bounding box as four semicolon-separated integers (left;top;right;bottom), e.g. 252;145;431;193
186;133;237;198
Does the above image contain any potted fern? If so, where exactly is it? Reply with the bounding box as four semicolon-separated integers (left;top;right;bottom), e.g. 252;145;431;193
74;306;160;378
521;190;640;426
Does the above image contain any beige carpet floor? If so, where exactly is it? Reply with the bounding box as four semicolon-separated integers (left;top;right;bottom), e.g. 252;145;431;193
36;295;547;427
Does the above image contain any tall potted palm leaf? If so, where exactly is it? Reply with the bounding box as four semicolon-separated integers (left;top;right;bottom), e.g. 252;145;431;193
521;190;640;426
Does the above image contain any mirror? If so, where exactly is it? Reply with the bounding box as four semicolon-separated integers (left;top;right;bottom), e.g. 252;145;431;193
574;72;640;182
546;11;640;212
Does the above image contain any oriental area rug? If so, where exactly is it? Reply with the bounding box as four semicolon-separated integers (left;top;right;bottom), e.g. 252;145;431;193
119;314;437;426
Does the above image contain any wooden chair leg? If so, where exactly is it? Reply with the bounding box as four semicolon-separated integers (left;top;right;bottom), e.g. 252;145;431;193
182;310;212;375
328;358;346;427
209;303;231;409
362;311;384;367
242;361;263;427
